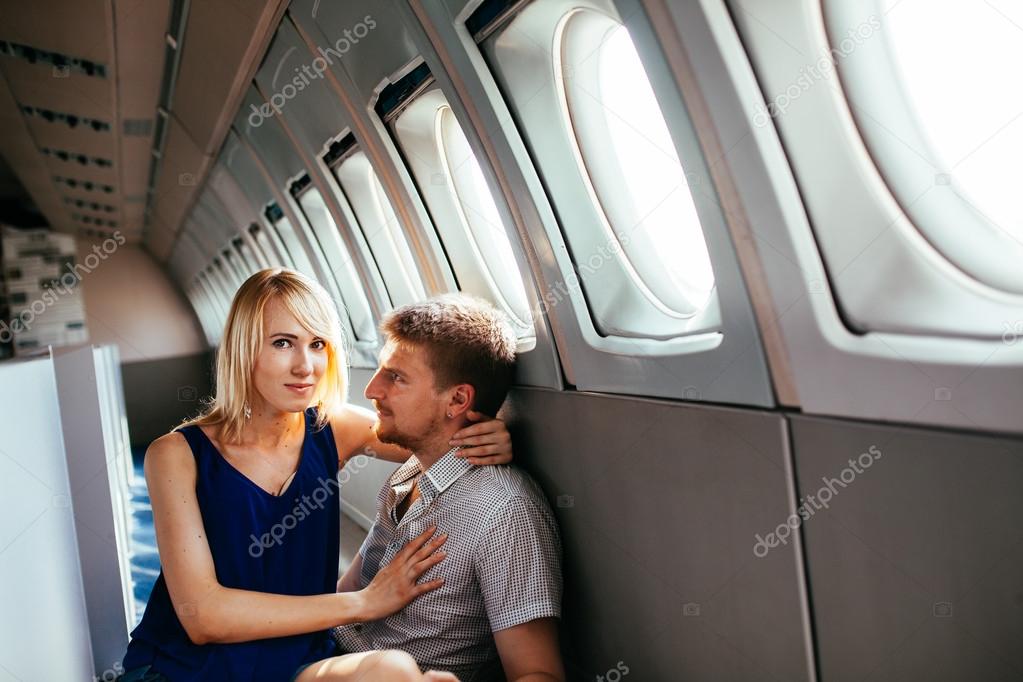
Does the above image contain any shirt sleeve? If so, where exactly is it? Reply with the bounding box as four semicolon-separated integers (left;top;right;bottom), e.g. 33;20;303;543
472;495;563;632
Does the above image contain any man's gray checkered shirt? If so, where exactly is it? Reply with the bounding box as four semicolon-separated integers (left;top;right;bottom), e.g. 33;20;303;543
332;447;562;679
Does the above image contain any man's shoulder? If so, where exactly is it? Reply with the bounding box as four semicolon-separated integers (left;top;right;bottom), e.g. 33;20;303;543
461;464;554;517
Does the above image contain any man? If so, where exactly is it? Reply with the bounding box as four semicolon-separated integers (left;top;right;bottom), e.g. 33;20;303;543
333;294;564;682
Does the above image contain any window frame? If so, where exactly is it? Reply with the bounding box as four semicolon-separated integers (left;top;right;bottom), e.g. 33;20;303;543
678;0;1023;432
186;281;218;347
289;176;379;343
248;222;289;268
198;268;228;331
326;138;428;308
449;0;774;404
826;0;1023;299
553;7;719;338
391;85;537;342
232;237;260;276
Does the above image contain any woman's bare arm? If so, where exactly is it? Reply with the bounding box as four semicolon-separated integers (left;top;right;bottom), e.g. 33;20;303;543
146;432;445;644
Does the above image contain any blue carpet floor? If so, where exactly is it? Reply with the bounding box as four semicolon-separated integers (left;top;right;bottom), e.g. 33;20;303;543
128;446;158;625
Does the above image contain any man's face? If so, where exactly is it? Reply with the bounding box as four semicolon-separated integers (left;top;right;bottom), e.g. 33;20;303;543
364;340;447;452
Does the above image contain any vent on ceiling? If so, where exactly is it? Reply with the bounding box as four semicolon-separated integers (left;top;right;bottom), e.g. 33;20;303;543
123;118;154;136
20;105;110;132
71;213;118;228
79;227;120;239
0;40;107;78
42;147;113;168
143;0;190;238
63;197;116;213
54;176;116;193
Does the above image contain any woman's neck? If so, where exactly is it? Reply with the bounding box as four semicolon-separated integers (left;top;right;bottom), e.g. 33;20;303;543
235;402;305;449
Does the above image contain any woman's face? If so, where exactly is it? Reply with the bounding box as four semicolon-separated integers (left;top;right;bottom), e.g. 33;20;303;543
251;297;329;414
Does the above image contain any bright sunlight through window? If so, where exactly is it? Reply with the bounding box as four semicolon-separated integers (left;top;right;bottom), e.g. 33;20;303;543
437;105;531;330
884;0;1023;246
560;11;715;319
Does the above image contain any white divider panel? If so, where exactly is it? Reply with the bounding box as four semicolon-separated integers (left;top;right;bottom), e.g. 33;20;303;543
52;344;134;676
0;354;94;681
94;345;136;625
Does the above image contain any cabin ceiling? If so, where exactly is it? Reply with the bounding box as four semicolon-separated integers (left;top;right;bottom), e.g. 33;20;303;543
0;0;285;254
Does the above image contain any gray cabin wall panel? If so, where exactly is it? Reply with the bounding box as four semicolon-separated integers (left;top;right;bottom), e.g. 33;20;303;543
235;87;309;186
789;416;1023;682
254;18;355;156
290;0;420;101
122;351;215;446
503;387;814;681
222;131;278;212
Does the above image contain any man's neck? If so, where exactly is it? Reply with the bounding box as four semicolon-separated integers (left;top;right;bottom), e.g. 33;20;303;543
413;423;465;470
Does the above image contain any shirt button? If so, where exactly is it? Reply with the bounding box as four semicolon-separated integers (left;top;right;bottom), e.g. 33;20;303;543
354;624;363;632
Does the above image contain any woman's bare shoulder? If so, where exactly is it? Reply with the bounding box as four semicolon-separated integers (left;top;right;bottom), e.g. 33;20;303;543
144;429;197;479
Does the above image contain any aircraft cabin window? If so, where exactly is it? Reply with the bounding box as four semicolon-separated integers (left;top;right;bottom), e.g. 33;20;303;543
202;267;230;323
329;142;427;308
263;203;317;279
248;222;287;268
232;237;259;275
391;85;534;340
833;0;1023;295
189;282;219;345
212;257;239;298
222;249;246;286
560;11;715;325
292;177;378;342
482;5;721;343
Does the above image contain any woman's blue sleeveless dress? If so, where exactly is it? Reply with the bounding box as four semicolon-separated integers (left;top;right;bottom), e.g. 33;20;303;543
122;408;341;680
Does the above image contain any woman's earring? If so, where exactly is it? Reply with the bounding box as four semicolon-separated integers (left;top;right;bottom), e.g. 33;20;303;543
446;412;452;418
244;402;252;420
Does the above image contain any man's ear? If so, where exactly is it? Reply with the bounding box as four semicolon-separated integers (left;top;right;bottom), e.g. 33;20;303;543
447;383;475;418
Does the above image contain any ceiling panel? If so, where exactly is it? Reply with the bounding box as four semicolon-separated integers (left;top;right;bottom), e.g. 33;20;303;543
0;0;113;64
114;0;170;118
172;0;284;156
0;0;286;253
146;211;176;260
3;61;113;121
150;114;209;237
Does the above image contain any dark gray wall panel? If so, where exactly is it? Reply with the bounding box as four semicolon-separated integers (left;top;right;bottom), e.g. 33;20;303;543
504;388;814;681
122;351;214;446
790;416;1023;682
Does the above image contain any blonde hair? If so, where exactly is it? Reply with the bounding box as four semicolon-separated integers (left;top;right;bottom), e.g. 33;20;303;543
181;268;349;443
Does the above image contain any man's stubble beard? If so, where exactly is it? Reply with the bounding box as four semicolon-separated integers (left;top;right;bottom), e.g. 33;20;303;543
374;412;445;454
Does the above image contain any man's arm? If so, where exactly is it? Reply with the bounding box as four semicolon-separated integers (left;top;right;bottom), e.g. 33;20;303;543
494;618;565;682
473;494;564;681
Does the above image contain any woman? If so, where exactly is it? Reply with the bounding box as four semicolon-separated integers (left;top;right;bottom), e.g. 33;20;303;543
121;269;514;681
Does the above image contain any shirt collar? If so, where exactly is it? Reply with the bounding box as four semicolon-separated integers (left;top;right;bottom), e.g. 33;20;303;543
386;445;474;505
388;456;423;488
419;446;473;503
